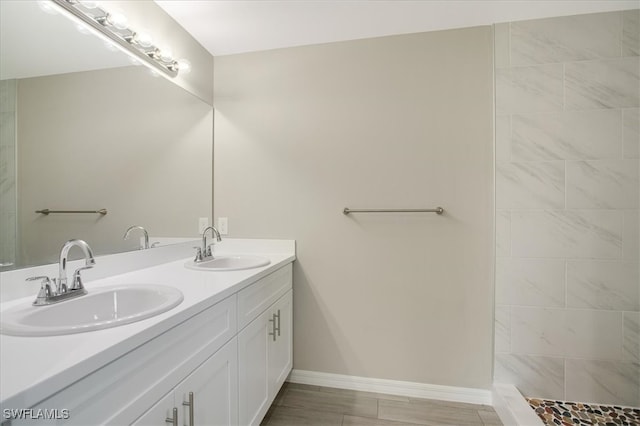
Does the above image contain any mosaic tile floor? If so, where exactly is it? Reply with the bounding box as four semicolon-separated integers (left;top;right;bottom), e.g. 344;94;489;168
527;398;640;426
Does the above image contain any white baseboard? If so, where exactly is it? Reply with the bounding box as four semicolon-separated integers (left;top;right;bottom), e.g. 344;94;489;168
288;369;492;406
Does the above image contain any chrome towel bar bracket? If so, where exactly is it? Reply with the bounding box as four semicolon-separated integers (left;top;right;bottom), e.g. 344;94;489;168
343;207;444;215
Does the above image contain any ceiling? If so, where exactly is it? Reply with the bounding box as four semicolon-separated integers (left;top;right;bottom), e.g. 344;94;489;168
155;0;639;56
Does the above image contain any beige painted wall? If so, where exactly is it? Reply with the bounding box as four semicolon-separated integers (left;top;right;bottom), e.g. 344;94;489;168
214;27;494;389
18;66;212;266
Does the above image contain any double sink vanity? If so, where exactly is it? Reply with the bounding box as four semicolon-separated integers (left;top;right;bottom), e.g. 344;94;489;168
0;238;296;425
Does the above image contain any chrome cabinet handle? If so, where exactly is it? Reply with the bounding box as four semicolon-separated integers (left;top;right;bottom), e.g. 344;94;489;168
268;314;277;341
182;392;194;426
275;309;281;337
165;407;178;426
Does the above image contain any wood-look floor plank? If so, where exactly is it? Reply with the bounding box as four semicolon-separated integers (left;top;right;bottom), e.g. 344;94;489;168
279;388;379;418
262;406;343;426
343;415;424;426
378;399;485;426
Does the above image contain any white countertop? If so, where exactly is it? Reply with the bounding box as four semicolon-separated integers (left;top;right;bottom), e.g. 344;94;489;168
0;239;295;412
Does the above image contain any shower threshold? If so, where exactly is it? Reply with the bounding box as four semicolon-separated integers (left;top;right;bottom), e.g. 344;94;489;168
527;398;640;426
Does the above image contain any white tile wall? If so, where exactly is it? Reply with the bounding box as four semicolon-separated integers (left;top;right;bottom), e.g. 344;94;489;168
567;261;639;310
496;258;565;307
565;359;639;406
494;10;640;407
0;80;16;269
494;353;565;399
623;108;640;159
510;110;623;161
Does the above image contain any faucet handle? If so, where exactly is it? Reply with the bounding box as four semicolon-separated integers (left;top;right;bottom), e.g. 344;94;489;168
70;265;93;291
26;276;53;305
193;247;203;262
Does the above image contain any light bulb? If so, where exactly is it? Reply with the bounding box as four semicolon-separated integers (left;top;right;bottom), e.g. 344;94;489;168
177;59;192;74
158;48;173;63
107;12;128;30
133;32;153;48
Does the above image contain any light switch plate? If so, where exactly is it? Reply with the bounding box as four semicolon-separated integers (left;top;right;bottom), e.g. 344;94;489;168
218;217;228;235
198;217;209;233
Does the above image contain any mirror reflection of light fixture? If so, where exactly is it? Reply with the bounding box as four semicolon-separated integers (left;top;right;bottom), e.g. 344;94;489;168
50;0;184;78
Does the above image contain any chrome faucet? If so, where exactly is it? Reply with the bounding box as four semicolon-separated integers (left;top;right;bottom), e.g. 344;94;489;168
123;225;150;249
194;226;221;263
26;239;95;306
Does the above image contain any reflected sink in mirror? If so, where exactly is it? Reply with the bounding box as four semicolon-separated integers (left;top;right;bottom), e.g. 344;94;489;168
0;285;183;336
185;255;270;271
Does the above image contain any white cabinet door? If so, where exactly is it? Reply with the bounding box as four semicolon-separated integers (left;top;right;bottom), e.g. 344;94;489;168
131;390;178;426
237;307;271;426
238;290;293;426
175;338;238;426
268;290;292;397
132;338;238;426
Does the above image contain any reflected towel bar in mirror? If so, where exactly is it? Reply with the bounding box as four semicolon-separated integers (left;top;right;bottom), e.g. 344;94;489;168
343;207;444;215
36;209;108;215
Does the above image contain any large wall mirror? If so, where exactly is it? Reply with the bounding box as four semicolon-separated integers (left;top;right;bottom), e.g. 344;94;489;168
0;1;213;271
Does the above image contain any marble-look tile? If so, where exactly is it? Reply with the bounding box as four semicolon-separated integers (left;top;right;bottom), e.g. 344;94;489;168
565;309;624;360
624;312;640;362
511;307;565;356
280;388;378;418
495;306;511;353
495;258;565;307
496;210;511;257
495;115;510;162
494;23;510;69
623;9;640;57
566;160;639;209
565;57;640;109
511;109;622;161
567;260;639;311
496;64;563;114
263;406;343;426
511;210;622;259
510;12;621;66
565;359;640;407
496;161;565;209
494;353;564;399
378;399;483;425
623;210;639;261
624;108;639;159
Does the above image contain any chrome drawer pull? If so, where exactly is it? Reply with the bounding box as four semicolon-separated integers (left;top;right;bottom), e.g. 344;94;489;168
183;391;194;426
166;407;178;426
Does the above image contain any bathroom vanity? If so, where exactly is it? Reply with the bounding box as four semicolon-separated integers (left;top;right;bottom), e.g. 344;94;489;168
0;239;295;425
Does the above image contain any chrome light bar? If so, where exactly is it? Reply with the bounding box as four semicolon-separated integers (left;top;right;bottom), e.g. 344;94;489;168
50;0;180;77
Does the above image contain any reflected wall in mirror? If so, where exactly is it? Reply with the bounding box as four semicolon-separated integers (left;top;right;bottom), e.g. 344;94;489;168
0;1;213;270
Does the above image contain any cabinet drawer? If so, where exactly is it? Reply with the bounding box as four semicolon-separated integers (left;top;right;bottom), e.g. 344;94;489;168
22;295;237;426
237;264;292;330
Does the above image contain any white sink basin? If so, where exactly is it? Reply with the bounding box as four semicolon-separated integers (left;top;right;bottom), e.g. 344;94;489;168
185;255;270;271
0;284;183;336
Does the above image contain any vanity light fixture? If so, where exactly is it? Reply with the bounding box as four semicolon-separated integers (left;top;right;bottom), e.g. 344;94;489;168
50;0;183;78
